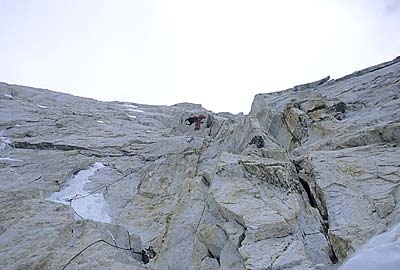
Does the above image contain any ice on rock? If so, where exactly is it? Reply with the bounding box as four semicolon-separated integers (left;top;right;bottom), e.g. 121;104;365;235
47;162;112;223
2;57;400;269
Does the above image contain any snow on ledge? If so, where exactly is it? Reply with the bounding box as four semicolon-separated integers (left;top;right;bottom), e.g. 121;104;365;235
0;157;22;162
339;222;400;270
0;136;12;144
123;104;138;108
46;162;112;223
128;108;145;113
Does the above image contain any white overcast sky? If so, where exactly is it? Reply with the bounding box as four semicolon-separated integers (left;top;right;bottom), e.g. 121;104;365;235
1;0;399;113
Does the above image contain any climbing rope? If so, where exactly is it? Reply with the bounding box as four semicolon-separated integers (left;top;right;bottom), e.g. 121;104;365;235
64;171;133;203
59;169;152;269
60;238;143;270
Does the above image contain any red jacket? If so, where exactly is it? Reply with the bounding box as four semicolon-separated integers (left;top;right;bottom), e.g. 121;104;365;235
194;114;206;130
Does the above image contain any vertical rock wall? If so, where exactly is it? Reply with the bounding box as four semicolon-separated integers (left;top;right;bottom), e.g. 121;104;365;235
0;56;399;270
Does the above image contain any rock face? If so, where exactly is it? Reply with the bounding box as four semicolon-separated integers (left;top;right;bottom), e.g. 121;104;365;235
0;56;399;270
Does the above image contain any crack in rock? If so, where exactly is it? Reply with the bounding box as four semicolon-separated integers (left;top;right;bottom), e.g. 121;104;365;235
11;141;88;151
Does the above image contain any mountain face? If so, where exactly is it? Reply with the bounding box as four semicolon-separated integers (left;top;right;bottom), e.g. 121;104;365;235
0;57;399;270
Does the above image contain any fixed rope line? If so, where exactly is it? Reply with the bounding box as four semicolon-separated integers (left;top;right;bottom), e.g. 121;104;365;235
64;172;134;203
60;239;143;270
60;147;162;269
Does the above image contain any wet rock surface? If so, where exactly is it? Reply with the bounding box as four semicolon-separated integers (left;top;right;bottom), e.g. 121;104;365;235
1;57;399;270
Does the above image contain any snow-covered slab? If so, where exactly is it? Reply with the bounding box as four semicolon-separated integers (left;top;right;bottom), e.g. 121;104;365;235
47;162;112;223
127;114;137;119
3;94;13;99
339;222;400;270
37;104;49;109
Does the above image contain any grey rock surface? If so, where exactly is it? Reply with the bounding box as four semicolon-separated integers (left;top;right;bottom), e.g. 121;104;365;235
0;56;399;270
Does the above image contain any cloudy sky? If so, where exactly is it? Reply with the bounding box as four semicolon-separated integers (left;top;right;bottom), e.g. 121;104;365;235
1;0;399;113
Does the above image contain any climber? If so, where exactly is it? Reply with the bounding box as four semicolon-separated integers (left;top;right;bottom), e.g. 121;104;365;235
185;114;206;130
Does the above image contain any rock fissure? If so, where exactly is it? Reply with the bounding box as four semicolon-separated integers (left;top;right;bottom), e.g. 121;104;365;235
195;201;207;233
2;57;400;269
207;249;221;266
282;113;302;146
293;159;339;264
295;170;318;208
238;229;246;248
11;141;88;151
270;240;293;269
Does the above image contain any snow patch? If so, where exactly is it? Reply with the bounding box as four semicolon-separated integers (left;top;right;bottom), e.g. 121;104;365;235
128;108;145;113
127;114;137;119
3;94;13;99
0;143;6;151
0;157;22;162
47;162;112;223
0;133;9;152
123;104;138;108
0;136;11;144
37;104;49;109
339;222;400;270
97;120;105;124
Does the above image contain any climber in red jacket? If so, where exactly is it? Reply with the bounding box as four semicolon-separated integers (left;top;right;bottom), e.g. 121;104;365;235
185;114;206;130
